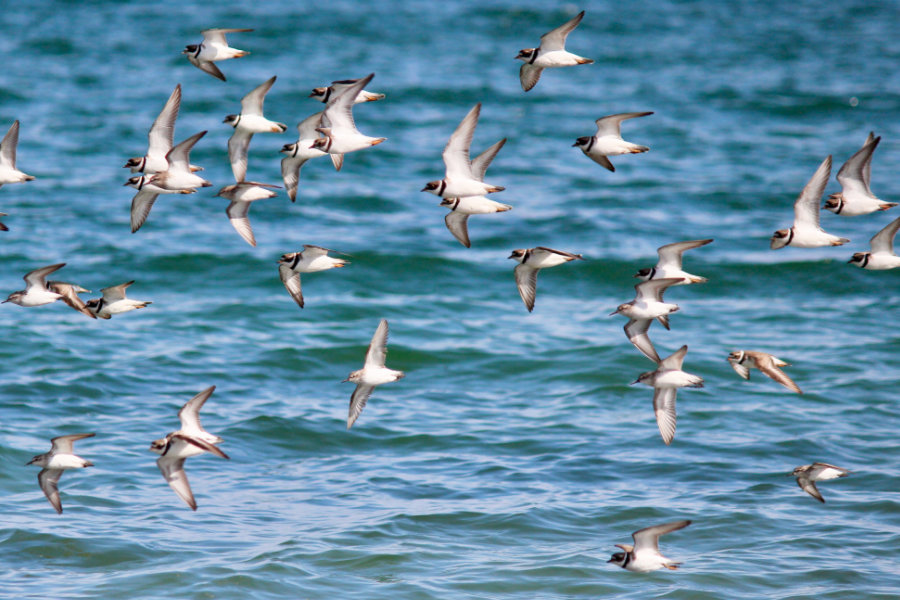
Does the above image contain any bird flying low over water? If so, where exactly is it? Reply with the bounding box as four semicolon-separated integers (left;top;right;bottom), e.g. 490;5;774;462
0;120;34;187
440;137;512;248
771;156;849;249
150;386;229;511
344;319;405;429
48;280;95;319
423;103;504;199
824;133;895;216
632;345;703;445
278;245;348;308
635;239;713;284
280;112;328;202
848;215;900;270
508;246;583;312
574;112;653;172
225;76;287;183
310;73;386;171
516;10;593;92
27;433;95;514
123;84;200;175
85;281;151;319
217;181;280;247
309;78;385;104
608;520;692;572
4;263;66;308
184;28;252;81
611;278;683;364
727;350;802;394
791;462;849;503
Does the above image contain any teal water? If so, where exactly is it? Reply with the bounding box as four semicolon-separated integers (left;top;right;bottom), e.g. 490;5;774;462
1;1;899;598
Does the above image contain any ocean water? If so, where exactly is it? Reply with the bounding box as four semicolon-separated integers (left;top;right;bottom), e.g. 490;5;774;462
1;0;899;598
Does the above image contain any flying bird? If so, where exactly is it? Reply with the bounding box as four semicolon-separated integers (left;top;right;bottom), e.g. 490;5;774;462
149;386;229;510
224;76;287;183
516;10;593;91
573;112;653;172
217;181;280;247
611;278;683;363
344;319;405;429
85;281;151;319
183;28;252;81
47;281;96;319
508;246;583;312
123;84;200;174
440;138;512;247
309;78;385;104
422;103;504;199
280;112;327;202
147;130;211;191
824;133;896;216
310;73;386;171
608;520;691;572
0;120;35;187
634;239;713;284
771;156;849;249
3;263;66;307
278;245;348;308
125;174;195;233
791;462;849;503
27;433;95;514
848;215;900;270
632;345;703;445
727;350;802;393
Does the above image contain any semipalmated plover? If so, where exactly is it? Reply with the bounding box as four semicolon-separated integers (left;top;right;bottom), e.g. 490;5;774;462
791;462;849;503
280;111;327;202
509;247;583;312
278;245;348;308
27;433;95;514
635;239;713;284
440;138;512;247
344;319;405;429
225;76;287;183
848;215;900;270
184;28;252;81
573;112;653;172
148;130;211;191
727;350;802;394
311;73;385;171
611;278;682;363
610;278;681;325
608;520;691;572
0;120;34;187
85;281;151;319
123;84;200;174
150;386;229;511
217;181;280;247
771;156;849;249
310;78;385;104
516;10;593;92
824;133;895;216
422;103;504;199
633;345;703;445
125;174;195;233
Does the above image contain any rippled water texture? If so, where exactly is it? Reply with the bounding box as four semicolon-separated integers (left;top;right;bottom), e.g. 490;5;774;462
1;1;899;598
